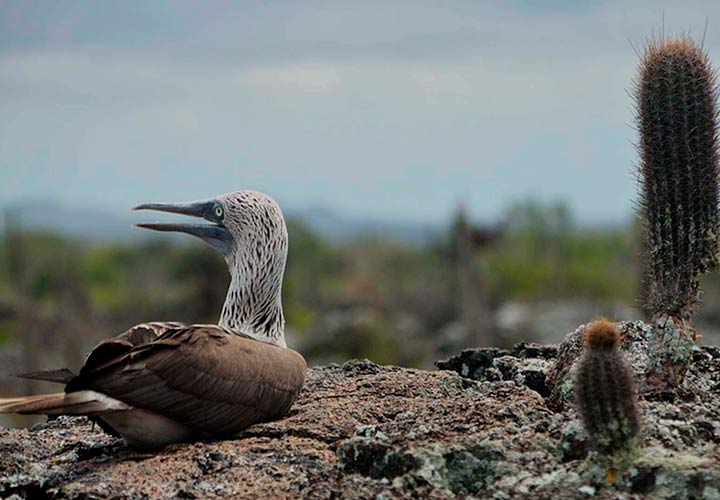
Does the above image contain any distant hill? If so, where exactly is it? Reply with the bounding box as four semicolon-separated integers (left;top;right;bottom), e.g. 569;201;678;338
0;201;442;244
295;206;442;243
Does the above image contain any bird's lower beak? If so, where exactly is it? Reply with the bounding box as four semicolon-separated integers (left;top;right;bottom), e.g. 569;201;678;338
133;199;233;255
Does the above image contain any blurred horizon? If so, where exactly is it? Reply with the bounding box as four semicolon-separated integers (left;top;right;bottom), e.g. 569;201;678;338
0;195;634;246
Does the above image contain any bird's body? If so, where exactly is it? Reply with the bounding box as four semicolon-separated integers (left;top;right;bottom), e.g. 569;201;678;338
0;191;306;449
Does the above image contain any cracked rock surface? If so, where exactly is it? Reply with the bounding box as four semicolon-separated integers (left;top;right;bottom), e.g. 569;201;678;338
2;321;720;499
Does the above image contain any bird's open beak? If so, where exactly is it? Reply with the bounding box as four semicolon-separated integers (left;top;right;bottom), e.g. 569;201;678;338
133;199;233;256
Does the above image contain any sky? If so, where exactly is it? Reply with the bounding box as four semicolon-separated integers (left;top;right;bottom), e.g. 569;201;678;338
1;1;719;226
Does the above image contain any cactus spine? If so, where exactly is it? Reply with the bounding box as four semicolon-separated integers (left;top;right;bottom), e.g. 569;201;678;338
635;36;720;387
575;319;640;455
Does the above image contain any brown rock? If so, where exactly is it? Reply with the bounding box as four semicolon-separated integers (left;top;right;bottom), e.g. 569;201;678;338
2;333;720;499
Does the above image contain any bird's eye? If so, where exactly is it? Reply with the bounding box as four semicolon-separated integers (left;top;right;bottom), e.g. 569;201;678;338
214;205;224;219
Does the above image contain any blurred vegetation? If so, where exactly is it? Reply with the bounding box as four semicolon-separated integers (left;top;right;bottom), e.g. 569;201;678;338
483;200;639;303
5;198;720;392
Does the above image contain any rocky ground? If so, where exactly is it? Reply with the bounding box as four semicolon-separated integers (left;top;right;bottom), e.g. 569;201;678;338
1;320;719;499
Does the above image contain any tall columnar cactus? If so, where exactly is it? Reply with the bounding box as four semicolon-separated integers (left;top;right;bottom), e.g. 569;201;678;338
636;37;720;318
635;36;720;387
575;319;640;456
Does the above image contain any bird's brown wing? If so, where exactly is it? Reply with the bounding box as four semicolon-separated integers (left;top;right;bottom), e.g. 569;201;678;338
14;322;188;386
78;322;188;375
69;325;307;436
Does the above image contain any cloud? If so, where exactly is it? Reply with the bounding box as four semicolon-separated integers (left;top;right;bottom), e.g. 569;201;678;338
241;64;343;93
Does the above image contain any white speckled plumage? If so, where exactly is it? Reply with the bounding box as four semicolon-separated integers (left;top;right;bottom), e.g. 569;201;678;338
216;191;288;347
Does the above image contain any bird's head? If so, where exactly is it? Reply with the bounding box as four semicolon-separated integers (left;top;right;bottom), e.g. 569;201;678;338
134;190;288;344
134;190;287;263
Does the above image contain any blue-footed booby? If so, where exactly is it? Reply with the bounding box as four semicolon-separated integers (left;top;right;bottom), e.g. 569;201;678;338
0;190;306;450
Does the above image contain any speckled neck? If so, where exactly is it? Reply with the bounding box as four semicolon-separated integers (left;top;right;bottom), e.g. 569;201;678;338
218;245;287;347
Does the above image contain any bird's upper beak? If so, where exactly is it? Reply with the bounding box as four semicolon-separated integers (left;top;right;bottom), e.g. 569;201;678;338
133;199;233;256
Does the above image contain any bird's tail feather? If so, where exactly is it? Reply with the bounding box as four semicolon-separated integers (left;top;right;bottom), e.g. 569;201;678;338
0;390;129;416
16;368;77;384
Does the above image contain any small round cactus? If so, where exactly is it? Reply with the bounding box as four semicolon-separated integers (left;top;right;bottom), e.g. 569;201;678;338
575;319;640;455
